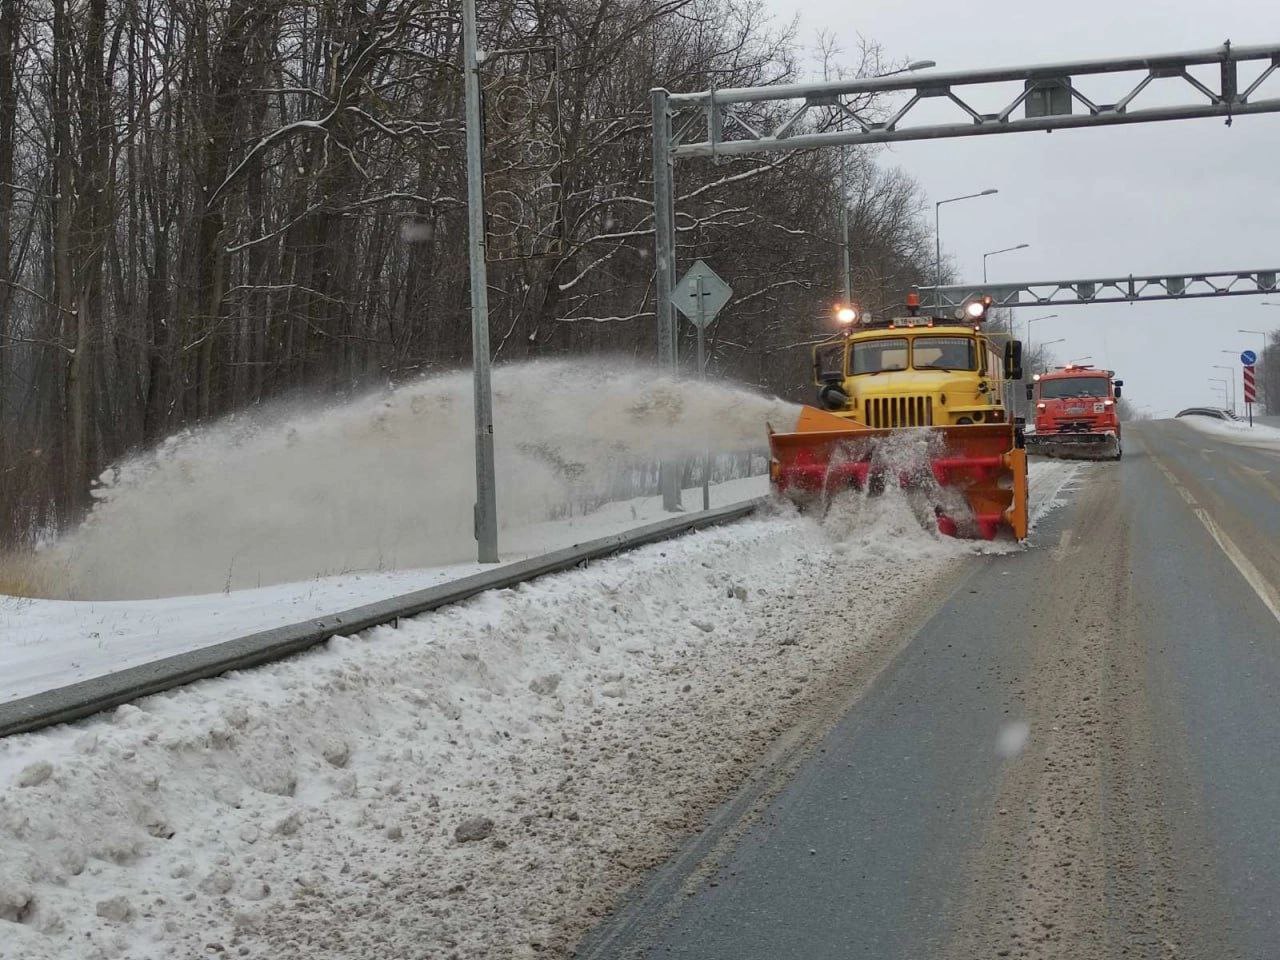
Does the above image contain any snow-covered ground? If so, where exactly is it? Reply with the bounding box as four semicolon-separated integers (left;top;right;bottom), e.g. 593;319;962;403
0;462;1075;960
0;476;766;705
1178;413;1280;450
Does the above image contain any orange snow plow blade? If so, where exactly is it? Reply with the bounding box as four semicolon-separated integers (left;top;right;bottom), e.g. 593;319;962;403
768;407;1028;541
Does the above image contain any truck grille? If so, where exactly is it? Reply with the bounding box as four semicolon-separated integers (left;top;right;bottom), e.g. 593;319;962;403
1046;418;1094;433
865;396;933;428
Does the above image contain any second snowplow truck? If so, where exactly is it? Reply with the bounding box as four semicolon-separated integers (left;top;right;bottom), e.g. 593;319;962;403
1026;365;1124;460
769;294;1029;541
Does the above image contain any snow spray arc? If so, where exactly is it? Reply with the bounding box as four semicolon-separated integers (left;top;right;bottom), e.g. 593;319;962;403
43;361;797;599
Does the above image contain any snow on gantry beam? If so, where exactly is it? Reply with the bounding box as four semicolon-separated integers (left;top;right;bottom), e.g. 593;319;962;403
921;269;1280;309
662;41;1280;159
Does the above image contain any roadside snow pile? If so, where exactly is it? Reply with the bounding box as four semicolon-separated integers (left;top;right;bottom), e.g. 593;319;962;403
32;361;794;600
1179;413;1280;450
0;476;767;704
0;506;971;960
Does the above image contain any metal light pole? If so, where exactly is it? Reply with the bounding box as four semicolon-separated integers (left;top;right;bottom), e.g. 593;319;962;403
462;0;499;562
934;188;997;303
839;60;935;305
652;87;681;510
1041;338;1066;349
983;243;1029;284
1240;325;1273;356
1024;313;1058;359
1213;364;1237;414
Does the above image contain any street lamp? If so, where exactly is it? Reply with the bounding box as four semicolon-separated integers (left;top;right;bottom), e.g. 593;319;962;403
1212;364;1237;413
838;59;936;305
462;0;499;562
1025;314;1058;356
983;243;1029;284
876;59;938;78
935;188;998;301
1238;327;1272;357
1069;356;1093;365
1038;337;1066;358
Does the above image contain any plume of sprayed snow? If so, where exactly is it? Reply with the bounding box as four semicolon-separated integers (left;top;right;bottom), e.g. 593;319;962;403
816;428;1013;560
44;361;797;599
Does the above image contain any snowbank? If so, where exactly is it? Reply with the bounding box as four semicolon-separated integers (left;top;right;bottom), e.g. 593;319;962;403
1178;413;1280;450
0;476;766;704
1;470;1066;960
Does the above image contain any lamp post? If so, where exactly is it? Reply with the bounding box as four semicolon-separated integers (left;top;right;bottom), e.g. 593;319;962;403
934;188;998;303
462;0;499;562
1212;364;1237;414
839;60;935;305
1239;326;1272;357
982;243;1029;284
1025;314;1058;358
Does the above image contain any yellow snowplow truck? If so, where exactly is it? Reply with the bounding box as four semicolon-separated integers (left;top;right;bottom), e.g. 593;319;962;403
769;294;1029;541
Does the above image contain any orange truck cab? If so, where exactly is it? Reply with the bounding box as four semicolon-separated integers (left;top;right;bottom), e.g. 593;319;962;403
1025;365;1124;460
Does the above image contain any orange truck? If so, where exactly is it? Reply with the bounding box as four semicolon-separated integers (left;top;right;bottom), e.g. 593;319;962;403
1025;364;1124;460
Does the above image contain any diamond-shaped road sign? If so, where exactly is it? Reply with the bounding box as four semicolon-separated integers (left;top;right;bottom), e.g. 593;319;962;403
672;260;732;329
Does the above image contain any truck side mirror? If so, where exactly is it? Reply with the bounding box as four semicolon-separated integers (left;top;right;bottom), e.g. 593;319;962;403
1113;379;1124;387
1025;384;1035;401
1114;385;1123;398
1004;340;1024;381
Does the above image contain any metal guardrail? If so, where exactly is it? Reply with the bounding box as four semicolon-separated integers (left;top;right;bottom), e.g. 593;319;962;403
0;497;768;739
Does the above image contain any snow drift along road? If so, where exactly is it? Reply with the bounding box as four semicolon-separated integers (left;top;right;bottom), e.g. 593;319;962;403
0;506;968;959
0;463;1077;960
35;362;795;600
1178;413;1280;450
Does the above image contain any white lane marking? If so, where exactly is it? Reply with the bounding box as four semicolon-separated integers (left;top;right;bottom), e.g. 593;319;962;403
1194;509;1280;624
1153;459;1280;625
1229;462;1280;501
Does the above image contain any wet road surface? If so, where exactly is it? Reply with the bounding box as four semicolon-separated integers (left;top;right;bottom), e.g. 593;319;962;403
579;419;1280;960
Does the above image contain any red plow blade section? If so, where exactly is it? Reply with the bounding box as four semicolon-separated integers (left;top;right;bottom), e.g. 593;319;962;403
768;407;1028;541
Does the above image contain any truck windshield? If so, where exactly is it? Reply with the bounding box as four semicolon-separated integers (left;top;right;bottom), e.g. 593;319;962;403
852;338;908;374
1039;377;1109;399
913;336;976;371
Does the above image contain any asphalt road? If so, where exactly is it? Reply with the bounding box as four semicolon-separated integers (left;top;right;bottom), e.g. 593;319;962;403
580;418;1280;960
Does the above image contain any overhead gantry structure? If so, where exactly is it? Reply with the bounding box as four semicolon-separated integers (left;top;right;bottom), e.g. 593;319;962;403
650;40;1280;505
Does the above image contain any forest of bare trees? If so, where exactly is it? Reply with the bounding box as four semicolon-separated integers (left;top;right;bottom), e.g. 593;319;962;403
0;0;940;546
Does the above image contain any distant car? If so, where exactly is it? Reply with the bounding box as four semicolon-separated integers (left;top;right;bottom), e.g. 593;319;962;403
1175;407;1239;421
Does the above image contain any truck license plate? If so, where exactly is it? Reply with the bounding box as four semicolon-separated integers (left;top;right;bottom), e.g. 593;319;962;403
1066;406;1085;414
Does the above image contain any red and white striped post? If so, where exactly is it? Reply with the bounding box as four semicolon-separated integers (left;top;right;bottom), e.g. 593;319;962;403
1243;364;1257;426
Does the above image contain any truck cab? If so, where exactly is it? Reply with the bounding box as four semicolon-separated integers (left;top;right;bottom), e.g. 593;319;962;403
811;297;1023;429
1026;365;1123;460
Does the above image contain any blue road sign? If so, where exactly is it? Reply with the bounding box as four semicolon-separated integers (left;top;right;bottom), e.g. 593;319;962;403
1241;350;1258;365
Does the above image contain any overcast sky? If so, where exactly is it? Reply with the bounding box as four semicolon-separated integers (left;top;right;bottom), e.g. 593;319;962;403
760;0;1278;416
